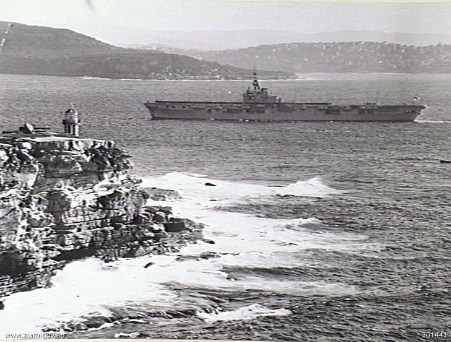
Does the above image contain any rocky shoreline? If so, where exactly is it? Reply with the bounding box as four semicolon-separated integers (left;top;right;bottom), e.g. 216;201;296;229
0;129;206;302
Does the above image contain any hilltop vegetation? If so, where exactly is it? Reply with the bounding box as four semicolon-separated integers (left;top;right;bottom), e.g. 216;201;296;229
161;42;451;74
3;22;451;77
0;22;294;80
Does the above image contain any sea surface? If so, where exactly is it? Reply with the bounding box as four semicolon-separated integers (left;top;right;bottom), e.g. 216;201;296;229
0;73;450;341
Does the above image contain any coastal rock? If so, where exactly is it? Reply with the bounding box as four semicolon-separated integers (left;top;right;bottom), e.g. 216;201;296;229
142;187;181;201
0;135;205;297
163;220;186;232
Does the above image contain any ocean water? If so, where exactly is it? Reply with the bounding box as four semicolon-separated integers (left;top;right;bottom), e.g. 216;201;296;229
0;73;450;341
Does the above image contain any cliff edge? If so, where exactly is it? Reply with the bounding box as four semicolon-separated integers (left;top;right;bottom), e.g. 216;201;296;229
0;128;202;299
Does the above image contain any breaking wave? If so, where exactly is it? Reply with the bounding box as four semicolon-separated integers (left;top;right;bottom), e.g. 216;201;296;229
81;76;111;80
197;304;292;323
0;172;367;335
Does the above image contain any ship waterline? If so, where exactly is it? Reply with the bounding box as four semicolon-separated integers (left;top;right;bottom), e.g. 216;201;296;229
144;73;426;122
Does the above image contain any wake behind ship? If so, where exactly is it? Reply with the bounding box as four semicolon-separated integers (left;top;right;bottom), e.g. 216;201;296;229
144;73;426;122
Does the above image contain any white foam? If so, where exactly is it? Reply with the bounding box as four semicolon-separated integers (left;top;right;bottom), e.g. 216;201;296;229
114;332;140;338
137;173;372;295
140;172;372;261
0;258;176;334
197;304;291;323
81;76;111;80
276;176;342;197
140;172;342;207
0;173;368;334
416;119;450;123
140;172;272;206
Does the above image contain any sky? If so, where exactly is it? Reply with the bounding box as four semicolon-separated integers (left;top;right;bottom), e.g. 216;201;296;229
1;0;451;44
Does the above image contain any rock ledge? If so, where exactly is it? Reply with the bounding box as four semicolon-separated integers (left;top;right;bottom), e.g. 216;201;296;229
0;134;201;299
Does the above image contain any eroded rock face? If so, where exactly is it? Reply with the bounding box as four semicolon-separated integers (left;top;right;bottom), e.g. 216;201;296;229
0;136;198;297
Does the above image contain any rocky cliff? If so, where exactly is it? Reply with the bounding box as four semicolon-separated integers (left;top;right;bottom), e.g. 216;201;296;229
0;131;202;299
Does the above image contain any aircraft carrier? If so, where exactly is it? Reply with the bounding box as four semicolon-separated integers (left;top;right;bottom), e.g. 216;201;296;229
144;73;426;122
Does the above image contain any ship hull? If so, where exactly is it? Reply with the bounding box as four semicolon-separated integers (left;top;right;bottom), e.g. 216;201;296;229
144;101;425;122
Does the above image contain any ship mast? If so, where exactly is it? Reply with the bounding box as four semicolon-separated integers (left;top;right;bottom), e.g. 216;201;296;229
252;69;260;90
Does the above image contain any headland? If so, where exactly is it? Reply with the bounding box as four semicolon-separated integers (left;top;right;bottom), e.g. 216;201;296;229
0;106;205;301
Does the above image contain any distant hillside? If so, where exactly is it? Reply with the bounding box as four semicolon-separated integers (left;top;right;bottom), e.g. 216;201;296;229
160;42;451;74
119;29;451;51
0;22;294;80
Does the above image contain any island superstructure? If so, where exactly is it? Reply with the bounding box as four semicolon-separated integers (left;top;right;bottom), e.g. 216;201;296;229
144;72;426;122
